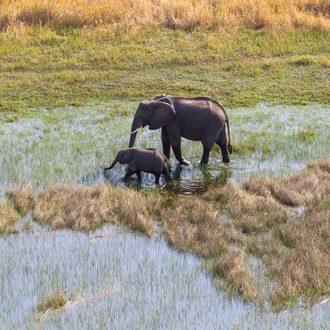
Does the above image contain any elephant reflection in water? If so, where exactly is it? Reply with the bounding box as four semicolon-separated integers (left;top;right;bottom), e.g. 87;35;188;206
129;95;232;166
167;164;231;195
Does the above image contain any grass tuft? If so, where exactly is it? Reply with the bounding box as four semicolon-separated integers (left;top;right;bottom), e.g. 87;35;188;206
163;196;229;257
213;249;256;300
231;141;256;155
6;185;35;216
37;290;67;313
294;125;315;141
243;177;303;207
0;200;20;234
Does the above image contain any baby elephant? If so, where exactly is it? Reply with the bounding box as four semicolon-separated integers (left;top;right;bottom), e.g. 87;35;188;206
104;148;170;184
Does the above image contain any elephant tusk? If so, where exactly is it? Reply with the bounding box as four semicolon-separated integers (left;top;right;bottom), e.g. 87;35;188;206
130;128;140;134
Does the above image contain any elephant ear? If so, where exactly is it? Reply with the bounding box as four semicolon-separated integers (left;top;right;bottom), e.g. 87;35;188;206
119;149;133;164
149;101;176;130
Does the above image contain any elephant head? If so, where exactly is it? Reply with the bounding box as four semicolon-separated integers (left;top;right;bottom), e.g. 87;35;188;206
105;149;133;170
129;100;176;148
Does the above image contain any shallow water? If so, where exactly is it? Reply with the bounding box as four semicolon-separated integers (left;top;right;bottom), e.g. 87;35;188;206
1;102;330;328
1;219;330;329
1;103;329;197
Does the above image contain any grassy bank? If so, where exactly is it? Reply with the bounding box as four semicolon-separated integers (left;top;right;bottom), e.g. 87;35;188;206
1;1;330;116
1;26;329;116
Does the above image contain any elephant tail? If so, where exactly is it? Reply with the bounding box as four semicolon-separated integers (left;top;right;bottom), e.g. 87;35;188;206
226;118;232;154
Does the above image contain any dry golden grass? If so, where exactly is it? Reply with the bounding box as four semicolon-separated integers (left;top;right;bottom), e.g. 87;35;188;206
213;248;256;300
1;0;329;31
270;161;330;306
209;180;288;233
0;200;20;234
202;159;330;307
243;177;303;207
163;196;229;257
6;184;35;216
33;184;158;236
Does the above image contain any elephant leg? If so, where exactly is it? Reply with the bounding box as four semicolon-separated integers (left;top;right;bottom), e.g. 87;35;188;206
136;169;142;183
125;162;138;180
216;131;230;164
172;144;191;166
162;141;171;160
124;169;135;180
154;173;160;185
201;145;211;165
217;142;230;164
161;128;171;159
162;166;170;180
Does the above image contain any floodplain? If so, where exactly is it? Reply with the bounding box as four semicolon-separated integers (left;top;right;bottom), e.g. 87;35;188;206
1;102;330;328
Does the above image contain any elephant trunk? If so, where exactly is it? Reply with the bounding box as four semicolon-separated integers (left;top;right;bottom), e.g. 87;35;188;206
129;117;142;148
104;157;118;171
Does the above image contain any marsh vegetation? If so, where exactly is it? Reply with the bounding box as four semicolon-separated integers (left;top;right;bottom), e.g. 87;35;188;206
1;0;330;327
1;103;330;328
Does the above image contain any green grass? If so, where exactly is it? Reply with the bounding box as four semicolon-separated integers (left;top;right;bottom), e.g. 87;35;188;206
1;26;329;118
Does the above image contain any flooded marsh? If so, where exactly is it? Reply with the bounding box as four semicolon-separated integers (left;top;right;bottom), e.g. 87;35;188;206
1;102;330;328
1;102;329;195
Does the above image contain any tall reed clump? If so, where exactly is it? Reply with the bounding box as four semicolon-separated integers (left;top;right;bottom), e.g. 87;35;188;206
1;0;329;32
6;185;35;216
33;184;160;236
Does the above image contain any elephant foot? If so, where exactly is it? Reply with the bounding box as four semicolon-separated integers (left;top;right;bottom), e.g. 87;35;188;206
199;161;208;168
179;158;191;166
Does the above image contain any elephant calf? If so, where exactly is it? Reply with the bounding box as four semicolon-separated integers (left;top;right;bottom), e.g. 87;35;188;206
104;148;170;184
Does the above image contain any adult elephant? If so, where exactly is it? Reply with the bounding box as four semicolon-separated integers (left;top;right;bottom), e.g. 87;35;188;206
128;95;232;165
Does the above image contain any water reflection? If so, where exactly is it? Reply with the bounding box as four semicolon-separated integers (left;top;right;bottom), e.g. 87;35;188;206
166;163;232;195
101;160;232;196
